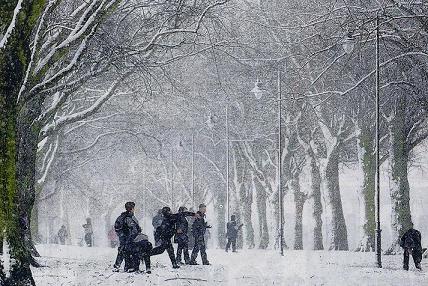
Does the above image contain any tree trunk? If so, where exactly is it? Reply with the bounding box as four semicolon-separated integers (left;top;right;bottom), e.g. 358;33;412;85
0;2;40;280
355;127;376;252
323;147;349;250
254;179;269;249
231;189;244;249
239;181;255;248
16;97;44;259
309;151;323;250
292;176;305;250
0;99;36;286
215;192;227;248
385;96;413;254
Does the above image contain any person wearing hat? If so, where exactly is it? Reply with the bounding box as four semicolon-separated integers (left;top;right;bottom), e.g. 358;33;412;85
150;206;195;268
189;203;211;265
225;215;243;253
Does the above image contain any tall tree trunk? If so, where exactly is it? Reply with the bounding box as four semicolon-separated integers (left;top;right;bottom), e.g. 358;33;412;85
255;179;269;249
292;176;305;250
309;150;323;250
323;147;349;250
215;192;227;248
16;98;43;259
355;127;376;252
385;96;413;254
240;181;255;248
0;93;36;286
231;189;244;249
0;1;41;281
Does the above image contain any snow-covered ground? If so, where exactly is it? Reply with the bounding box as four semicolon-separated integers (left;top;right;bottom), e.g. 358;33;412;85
32;244;427;286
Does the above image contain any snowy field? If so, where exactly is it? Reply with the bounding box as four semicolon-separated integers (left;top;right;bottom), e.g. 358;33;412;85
32;244;427;286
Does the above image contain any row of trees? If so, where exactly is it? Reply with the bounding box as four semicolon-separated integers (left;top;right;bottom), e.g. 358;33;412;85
2;0;428;284
36;0;428;255
213;0;428;253
0;0;228;285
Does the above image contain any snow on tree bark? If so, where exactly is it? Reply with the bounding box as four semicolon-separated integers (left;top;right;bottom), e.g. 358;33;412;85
355;126;376;252
292;174;306;250
322;146;349;251
254;178;269;249
309;151;323;251
385;95;413;255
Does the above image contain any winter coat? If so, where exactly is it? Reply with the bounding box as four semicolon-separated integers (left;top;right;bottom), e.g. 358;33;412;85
83;223;93;235
58;227;68;240
226;221;242;239
176;212;191;235
115;211;142;245
400;228;422;250
192;211;210;238
152;213;163;229
159;211;195;240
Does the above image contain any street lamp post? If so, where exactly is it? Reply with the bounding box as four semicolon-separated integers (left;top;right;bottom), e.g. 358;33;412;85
171;148;174;211
342;14;382;268
191;133;195;209
226;105;230;220
374;14;382;269
208;106;254;223
250;62;284;256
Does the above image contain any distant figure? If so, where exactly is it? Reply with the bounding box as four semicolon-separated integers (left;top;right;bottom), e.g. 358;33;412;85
57;225;68;245
189;203;211;265
150;206;195;269
226;215;243;253
82;218;93;247
400;225;422;271
113;202;152;273
108;226;118;248
152;209;163;247
174;206;191;265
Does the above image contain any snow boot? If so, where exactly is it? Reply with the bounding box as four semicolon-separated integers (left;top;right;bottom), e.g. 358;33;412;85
112;265;120;272
403;266;409;271
127;268;139;273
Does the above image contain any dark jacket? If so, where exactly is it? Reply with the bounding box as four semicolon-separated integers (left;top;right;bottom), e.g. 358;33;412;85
152;213;163;229
116;211;141;244
400;228;422;250
192;211;210;238
226;221;242;238
159;211;195;239
176;213;191;235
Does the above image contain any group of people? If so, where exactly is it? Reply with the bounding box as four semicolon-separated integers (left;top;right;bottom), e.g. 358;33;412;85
58;206;424;273
56;218;94;246
112;202;212;273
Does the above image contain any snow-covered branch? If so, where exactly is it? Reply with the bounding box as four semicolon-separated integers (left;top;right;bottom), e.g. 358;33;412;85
40;71;132;139
0;0;23;49
37;134;60;185
135;0;228;52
